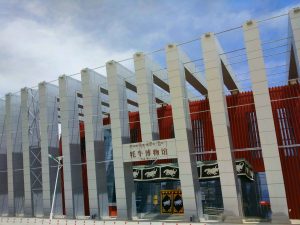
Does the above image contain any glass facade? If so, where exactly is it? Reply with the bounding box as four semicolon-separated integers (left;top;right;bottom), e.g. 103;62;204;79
135;181;181;215
239;177;260;217
103;129;273;219
200;179;223;214
104;129;116;205
256;173;270;202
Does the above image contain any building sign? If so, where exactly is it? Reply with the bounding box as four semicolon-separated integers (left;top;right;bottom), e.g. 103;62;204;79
133;159;254;181
132;168;142;181
161;166;179;180
172;190;184;214
198;159;254;180
160;190;184;214
235;159;254;180
133;164;180;181
142;167;160;180
161;190;173;214
123;139;177;162
200;163;220;179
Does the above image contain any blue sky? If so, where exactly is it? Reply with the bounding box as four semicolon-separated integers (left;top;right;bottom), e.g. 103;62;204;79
0;0;299;97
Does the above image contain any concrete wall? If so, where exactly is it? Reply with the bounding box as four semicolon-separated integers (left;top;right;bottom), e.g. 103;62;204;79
201;33;243;221
106;61;136;220
5;94;24;216
59;76;84;218
81;69;109;219
39;82;63;217
165;45;203;221
21;88;43;217
0;100;8;216
243;20;289;223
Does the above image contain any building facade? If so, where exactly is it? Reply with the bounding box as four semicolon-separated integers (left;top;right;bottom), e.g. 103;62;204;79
0;8;300;223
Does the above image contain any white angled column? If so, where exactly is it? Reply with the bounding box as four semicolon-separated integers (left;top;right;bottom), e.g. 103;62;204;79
5;93;24;216
134;52;159;141
106;61;136;220
201;34;243;221
59;75;84;218
39;82;62;217
5;94;15;216
21;88;33;217
165;44;203;221
0;99;8;216
288;7;300;77
243;20;289;222
22;88;42;217
81;68;109;219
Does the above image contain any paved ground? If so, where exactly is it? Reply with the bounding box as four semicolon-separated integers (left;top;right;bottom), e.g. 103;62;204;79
0;217;298;225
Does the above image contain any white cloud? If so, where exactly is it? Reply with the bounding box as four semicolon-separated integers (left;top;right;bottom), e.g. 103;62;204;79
0;16;135;96
22;1;48;18
0;1;299;97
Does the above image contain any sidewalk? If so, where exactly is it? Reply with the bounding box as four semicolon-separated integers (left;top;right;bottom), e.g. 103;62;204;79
0;217;298;225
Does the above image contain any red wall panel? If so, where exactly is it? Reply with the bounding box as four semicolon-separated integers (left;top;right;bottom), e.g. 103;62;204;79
66;83;300;219
269;84;300;219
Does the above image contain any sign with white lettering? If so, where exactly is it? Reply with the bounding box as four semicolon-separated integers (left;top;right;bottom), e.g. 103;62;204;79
122;139;177;162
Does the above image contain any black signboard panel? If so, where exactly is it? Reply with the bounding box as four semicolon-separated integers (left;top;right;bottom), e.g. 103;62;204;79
161;166;179;180
236;160;254;180
173;191;184;214
161;191;173;214
132;160;254;181
142;167;160;180
133;168;142;180
236;160;246;174
200;163;219;179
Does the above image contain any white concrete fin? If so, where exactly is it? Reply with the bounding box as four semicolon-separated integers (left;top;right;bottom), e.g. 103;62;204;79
151;47;207;101
215;36;240;93
287;7;300;81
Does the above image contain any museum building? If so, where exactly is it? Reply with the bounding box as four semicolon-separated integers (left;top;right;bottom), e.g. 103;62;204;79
0;7;300;224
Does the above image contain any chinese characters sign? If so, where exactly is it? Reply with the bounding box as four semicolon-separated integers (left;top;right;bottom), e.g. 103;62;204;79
123;139;177;162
